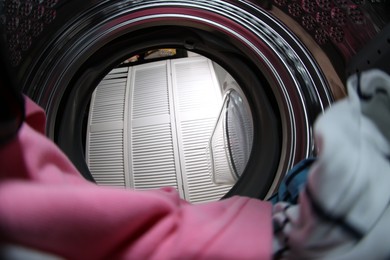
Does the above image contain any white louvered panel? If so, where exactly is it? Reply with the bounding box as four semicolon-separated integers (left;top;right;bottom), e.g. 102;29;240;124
171;57;227;203
87;57;229;202
103;67;128;79
131;123;178;190
172;57;221;114
88;129;125;187
180;118;232;203
87;67;128;188
91;71;127;125
129;61;181;193
132;62;170;119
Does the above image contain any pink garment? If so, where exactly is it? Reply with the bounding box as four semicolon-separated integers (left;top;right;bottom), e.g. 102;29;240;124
0;97;272;259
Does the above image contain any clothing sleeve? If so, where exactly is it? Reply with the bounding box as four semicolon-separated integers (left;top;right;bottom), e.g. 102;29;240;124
0;97;273;260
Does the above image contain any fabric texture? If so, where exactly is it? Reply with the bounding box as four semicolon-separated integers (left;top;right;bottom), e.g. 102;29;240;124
269;157;315;205
273;69;390;259
0;96;273;260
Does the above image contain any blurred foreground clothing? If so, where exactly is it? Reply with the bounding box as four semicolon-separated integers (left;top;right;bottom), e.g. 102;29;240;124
273;69;390;259
0;97;272;259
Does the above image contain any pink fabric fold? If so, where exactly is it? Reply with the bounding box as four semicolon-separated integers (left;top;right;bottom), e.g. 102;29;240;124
0;97;272;259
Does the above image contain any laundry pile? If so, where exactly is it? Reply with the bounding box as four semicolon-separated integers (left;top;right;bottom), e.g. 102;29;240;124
273;70;390;259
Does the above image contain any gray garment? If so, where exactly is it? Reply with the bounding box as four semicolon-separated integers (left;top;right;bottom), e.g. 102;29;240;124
359;70;390;143
273;69;390;259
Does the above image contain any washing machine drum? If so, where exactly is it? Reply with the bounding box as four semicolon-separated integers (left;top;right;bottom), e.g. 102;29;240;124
1;0;388;201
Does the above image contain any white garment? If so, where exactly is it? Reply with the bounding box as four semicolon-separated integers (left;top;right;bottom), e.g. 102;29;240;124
273;69;390;259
